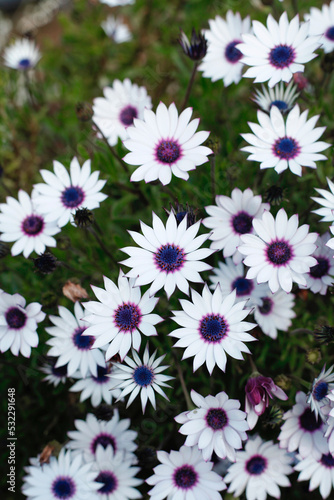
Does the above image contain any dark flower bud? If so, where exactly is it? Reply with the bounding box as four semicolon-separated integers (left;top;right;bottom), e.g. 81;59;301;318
164;202;197;228
74;207;94;228
178;28;207;61
33;251;58;274
314;325;334;344
264;185;284;205
76;102;93;122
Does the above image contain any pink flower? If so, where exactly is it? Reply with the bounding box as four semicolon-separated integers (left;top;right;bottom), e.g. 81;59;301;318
245;375;288;429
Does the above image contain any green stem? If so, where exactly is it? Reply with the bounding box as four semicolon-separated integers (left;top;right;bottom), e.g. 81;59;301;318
88;226;118;266
173;353;193;410
182;62;199;110
93;121;130;174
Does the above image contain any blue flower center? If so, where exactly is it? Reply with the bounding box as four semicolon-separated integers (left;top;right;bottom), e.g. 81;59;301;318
61;186;85;209
325;26;334;41
258;297;273;315
200;314;227;343
321;453;334;468
72;327;95;350
92;433;116;453
206;408;228;430
269;44;295;68
225;40;242;63
133;365;154;386
52;364;68;378
119;105;138;126
310;257;329;279
246;455;267;475
299;408;322;431
267;240;291;265
96;471;118;494
232;212;253;234
173;465;198;489
114;303;141;332
313;381;329;402
273;137;300;160
22;214;44;236
92;365;109;384
232;276;253;296
154;244;185;273
19;58;31;69
270;100;288;111
5;307;26;329
52;476;76;499
156;140;181;164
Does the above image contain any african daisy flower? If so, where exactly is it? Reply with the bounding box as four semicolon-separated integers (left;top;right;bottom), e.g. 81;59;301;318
301;233;334;295
238;12;320;88
252;81;299;113
170;286;256;374
307;365;334;421
93;79;152;147
3;38;41;70
175;389;248;462
198;11;251;86
295;450;334;499
121;212;214;298
40;360;67;387
101;16;132;43
253;286;296;339
0;292;45;357
123;102;212;185
100;0;135;5
241;104;330;176
312;177;334;223
146;445;226;500
70;363;121;407
33;157;107;228
203;188;269;264
225;436;293;500
82;271;163;361
239;208;318;293
305;2;334;53
0;190;60;258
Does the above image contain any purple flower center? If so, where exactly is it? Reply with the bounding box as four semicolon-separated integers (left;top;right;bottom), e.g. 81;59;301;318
154;244;185;273
269;44;295;68
258;297;273;315
313;381;329;402
156;140;181;164
96;470;118;494
232;276;253;296
72;327;95;350
61;186;85;209
119;105;138;126
246;455;267;475
22;214;44;236
271;100;288;111
232;211;253;234
299;408;322;432
325;27;334;41
273;137;300;160
52;476;76;499
206;408;228;430
225;40;242;63
52;364;68;378
321;453;334;468
173;465;198;489
199;314;228;343
114;303;141;332
18;58;31;69
92;433;116;453
5;307;26;329
92;365;109;384
133;365;154;386
267;240;292;265
310;257;329;279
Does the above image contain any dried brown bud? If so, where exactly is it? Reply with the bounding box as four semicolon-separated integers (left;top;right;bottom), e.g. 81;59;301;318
63;281;89;302
39;444;55;465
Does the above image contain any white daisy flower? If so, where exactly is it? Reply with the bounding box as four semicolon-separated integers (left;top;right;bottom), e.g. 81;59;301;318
175;389;248;462
203;188;269;264
0;292;45;357
198;11;251;86
170;286;256;374
40;360;67;387
252;81;299;113
101;16;132;43
82;271;163;361
92;445;142;500
239;208;318;293
253;286;296;339
100;0;135;6
312;178;334;223
123;102;212;185
238;12;320;88
241;105;330;176
46;302;105;378
0;190;60;258
146;445;226;500
33;157;107;228
301;233;334;295
121;212;214;299
307;365;334;421
111;344;173;413
93;79;152;147
225;436;293;500
209;258;265;307
278;391;329;460
70;363;122;407
22;448;101;500
295;450;334;499
3;38;41;70
305;2;334;53
66;411;137;463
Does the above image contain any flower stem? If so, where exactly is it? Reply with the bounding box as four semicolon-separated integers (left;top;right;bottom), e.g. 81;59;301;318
182;62;199;110
93;121;130;174
172;352;193;410
88;226;118;266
